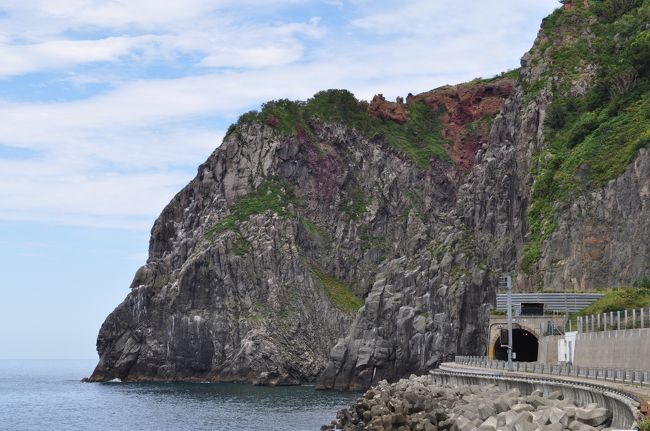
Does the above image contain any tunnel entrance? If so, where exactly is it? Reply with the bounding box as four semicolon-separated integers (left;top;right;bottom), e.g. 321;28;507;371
493;328;539;362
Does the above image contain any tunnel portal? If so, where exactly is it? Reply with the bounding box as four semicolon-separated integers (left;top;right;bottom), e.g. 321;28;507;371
493;328;539;362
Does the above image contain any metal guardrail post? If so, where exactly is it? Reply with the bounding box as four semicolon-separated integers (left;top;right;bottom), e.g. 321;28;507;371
604;313;607;331
597;314;600;331
624;310;628;329
617;311;621;330
633;309;636;329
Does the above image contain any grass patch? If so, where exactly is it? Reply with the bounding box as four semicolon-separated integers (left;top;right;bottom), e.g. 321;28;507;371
228;89;450;169
565;280;650;329
581;285;650;315
310;268;363;313
638;419;650;431
404;190;429;222
299;217;331;243
341;187;370;220
466;68;521;85
359;233;390;253
231;236;251;256
521;0;650;271
205;178;295;240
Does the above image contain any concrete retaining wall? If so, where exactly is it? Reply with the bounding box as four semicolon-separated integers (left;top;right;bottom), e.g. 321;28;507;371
432;369;640;429
574;328;650;369
537;335;561;363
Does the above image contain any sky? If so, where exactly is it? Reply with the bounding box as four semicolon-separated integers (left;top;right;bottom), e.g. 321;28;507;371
0;0;559;360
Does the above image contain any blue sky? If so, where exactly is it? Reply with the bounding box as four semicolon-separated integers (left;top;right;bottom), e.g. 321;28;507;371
0;0;558;359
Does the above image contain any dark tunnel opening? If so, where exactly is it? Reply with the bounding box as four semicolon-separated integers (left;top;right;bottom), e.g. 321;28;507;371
493;328;539;362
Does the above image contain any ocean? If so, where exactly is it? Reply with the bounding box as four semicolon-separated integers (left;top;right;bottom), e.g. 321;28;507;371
0;359;357;431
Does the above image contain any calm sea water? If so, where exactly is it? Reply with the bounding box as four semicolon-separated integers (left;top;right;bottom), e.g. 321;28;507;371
0;359;357;431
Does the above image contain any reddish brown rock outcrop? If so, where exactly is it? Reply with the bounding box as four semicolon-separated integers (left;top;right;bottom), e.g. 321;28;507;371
368;78;514;170
368;94;408;124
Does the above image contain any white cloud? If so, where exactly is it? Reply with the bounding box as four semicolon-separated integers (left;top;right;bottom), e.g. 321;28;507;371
0;1;324;76
351;0;557;36
0;36;155;77
0;0;559;229
35;0;215;29
199;45;304;68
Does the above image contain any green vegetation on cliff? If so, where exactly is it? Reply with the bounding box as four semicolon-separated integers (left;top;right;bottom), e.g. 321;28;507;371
205;178;295;240
229;89;448;169
580;279;650;315
522;0;650;272
311;269;363;313
341;187;370;220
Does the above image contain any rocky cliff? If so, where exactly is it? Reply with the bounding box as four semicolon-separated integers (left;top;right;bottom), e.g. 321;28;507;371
90;0;650;387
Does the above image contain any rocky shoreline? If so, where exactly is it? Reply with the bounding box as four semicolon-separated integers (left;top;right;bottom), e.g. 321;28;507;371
322;375;613;431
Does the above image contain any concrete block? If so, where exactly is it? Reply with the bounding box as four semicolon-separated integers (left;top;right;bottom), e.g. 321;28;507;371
460;405;480;421
478;423;496;431
514;421;538;431
511;404;535;413
568;420;598;431
480;417;498;431
546;391;563;401
531;410;549;426
495;398;510;414
574;407;611;427
548;407;569;427
563;406;576;419
539;424;563;431
479;403;497;421
505;411;521;426
513;412;536;431
528;395;549;409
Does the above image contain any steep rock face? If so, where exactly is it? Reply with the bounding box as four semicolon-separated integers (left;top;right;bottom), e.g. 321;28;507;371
90;80;510;384
511;1;650;290
317;76;532;391
91;2;650;388
539;148;650;290
317;2;650;388
91;125;360;384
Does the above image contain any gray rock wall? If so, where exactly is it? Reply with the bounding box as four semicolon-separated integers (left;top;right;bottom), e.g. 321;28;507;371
539;149;650;291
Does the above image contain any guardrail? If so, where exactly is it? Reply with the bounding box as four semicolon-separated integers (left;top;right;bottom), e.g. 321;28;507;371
578;307;650;333
455;356;650;386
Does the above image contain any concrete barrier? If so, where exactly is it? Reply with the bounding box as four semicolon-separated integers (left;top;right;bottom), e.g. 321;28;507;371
573;328;650;369
455;356;650;387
